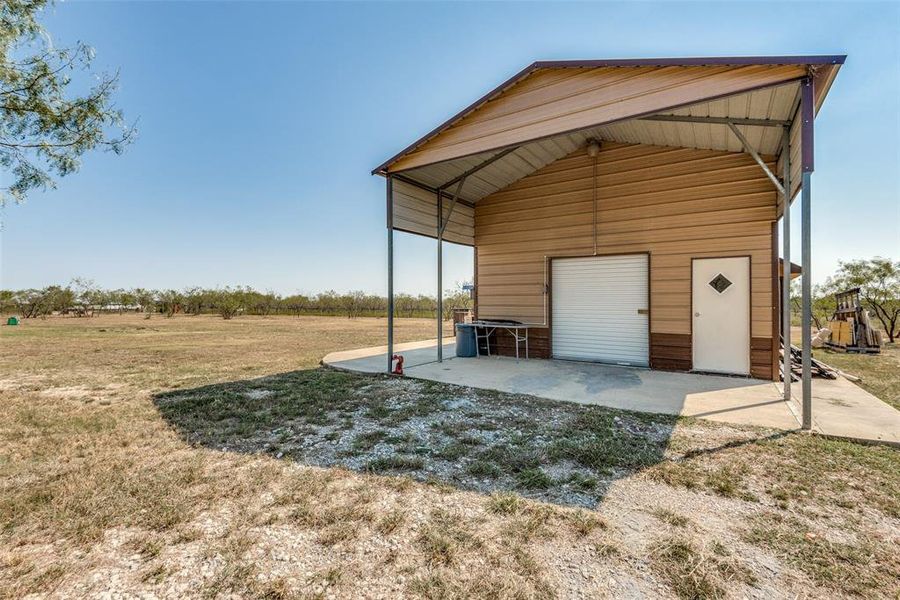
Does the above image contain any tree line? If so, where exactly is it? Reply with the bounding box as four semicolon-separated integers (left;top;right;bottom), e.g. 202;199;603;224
3;258;896;341
0;279;473;321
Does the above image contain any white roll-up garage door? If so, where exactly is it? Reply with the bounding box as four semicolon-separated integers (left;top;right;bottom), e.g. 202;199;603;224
552;254;649;366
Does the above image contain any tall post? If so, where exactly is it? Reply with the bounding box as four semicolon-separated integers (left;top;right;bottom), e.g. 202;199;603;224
437;190;443;362
386;176;394;373
800;76;815;430
781;127;792;401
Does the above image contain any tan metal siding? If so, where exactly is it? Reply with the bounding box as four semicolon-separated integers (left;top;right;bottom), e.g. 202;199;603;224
390;65;807;172
391;179;474;246
474;142;777;338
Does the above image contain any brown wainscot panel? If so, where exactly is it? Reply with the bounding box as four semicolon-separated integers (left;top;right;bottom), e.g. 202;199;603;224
479;326;550;359
750;337;774;380
650;333;692;372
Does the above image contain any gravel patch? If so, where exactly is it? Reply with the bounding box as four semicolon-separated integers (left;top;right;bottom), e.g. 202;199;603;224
156;370;679;508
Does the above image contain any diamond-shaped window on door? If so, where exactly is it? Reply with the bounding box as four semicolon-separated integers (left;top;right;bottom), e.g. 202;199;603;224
709;273;732;294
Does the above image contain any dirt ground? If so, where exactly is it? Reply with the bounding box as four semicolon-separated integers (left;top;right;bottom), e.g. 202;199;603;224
1;314;898;599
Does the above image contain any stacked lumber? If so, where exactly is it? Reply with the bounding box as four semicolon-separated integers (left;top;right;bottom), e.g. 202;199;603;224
825;288;881;354
780;342;838;381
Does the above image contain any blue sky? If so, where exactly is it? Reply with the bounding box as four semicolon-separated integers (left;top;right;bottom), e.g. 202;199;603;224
1;1;898;295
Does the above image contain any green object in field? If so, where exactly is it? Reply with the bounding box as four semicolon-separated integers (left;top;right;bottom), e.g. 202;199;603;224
6;316;18;326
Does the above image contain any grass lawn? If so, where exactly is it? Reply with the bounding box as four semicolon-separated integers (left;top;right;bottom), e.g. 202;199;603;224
1;314;898;599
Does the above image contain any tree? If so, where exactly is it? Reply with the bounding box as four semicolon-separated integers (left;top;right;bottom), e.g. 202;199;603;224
316;290;340;316
132;288;155;318
341;290;367;319
790;280;835;331
156;289;183;317
0;289;15;313
181;287;206;315
282;294;310;317
1;0;134;205
442;281;473;321
70;276;99;316
824;257;900;342
211;287;243;320
14;285;72;317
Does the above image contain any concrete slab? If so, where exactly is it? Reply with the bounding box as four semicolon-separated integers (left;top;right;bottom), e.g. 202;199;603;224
322;338;455;373
404;355;800;430
794;376;900;445
323;340;900;444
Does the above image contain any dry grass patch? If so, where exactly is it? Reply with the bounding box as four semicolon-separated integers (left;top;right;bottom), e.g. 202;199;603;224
646;427;899;519
485;491;606;544
417;508;483;566
563;508;606;537
1;314;898;598
487;491;523;515
651;508;690;528
255;576;294;600
0;554;67;599
407;567;554;600
375;509;406;535
650;534;756;599
744;511;900;597
139;563;170;585
0;314;439;597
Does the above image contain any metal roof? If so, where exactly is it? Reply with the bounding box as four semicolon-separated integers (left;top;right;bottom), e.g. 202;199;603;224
373;56;844;175
375;56;844;204
599;82;800;156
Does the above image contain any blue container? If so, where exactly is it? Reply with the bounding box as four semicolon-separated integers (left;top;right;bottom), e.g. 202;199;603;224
455;323;477;357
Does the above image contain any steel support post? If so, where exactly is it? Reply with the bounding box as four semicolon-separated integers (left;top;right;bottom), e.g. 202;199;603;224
800;77;815;430
801;171;812;428
437;190;443;362
386;176;394;373
781;128;792;401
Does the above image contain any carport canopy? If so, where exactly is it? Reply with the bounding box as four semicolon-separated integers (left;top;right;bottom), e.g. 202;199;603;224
374;55;845;431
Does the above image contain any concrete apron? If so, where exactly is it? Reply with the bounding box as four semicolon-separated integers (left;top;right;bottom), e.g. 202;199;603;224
323;341;900;445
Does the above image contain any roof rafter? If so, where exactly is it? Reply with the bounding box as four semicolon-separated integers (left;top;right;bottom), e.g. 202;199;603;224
437;146;519;191
639;115;791;128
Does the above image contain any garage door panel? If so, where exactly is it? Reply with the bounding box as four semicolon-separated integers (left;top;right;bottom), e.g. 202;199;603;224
552;254;649;366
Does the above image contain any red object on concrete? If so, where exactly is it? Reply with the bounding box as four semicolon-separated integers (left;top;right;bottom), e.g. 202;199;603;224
391;354;404;375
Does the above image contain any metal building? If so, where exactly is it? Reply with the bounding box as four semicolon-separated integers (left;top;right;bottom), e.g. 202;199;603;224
373;56;845;430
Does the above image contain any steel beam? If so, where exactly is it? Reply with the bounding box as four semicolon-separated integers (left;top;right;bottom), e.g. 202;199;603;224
727;123;785;196
781;128;792;401
437;145;519;191
801;172;812;429
391;173;475;208
641;114;792;128
800;77;815;430
387;176;394;373
440;176;467;237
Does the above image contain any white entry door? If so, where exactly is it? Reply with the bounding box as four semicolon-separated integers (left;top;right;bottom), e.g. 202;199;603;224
552;254;649;366
692;257;750;375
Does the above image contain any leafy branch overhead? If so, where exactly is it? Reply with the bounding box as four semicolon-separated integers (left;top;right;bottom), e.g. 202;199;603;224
1;0;134;205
